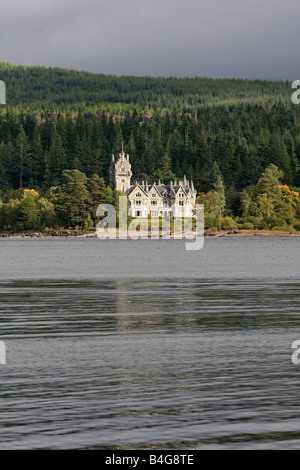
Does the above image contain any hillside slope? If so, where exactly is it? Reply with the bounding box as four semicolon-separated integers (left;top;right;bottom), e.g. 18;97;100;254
0;62;292;110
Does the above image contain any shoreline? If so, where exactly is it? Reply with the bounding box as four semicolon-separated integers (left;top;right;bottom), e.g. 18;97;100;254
1;229;300;239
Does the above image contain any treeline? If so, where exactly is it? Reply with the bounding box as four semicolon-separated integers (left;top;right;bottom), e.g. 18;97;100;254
0;103;300;194
0;170;119;231
0;165;299;232
198;164;300;231
0;62;291;110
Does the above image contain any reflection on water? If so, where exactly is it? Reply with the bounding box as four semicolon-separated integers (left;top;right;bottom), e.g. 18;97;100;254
1;275;300;449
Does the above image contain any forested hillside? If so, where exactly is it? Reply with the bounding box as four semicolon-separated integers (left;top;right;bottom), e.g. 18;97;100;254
0;62;291;110
0;63;299;232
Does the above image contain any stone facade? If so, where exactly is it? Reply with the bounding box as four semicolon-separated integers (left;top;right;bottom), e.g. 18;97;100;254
109;151;197;218
109;150;132;192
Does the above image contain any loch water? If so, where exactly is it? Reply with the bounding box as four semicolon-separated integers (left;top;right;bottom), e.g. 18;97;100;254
0;237;299;449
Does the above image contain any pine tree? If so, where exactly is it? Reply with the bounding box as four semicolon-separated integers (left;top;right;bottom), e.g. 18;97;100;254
31;128;44;187
88;174;107;216
16;125;30;189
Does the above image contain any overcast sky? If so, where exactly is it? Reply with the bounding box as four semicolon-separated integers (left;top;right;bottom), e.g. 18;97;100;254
0;0;298;79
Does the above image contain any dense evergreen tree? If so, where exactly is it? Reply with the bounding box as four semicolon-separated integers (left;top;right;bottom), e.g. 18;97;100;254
15;125;30;189
52;170;93;228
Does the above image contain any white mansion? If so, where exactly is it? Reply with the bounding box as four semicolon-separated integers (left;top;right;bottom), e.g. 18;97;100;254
109;150;197;218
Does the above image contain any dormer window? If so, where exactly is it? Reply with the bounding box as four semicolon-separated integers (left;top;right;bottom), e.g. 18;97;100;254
152;193;156;198
136;192;141;198
121;167;125;172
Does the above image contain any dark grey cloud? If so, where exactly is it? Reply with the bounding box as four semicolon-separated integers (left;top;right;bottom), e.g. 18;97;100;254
0;0;299;79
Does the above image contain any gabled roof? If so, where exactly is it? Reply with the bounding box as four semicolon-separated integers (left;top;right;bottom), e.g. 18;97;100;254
148;184;170;197
127;183;196;197
172;184;188;196
126;183;148;197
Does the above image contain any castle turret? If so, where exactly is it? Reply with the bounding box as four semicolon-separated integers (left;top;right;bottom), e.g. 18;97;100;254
109;149;132;192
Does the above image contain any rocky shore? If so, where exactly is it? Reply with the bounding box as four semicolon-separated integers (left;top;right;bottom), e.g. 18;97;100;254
0;229;97;238
1;229;300;238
